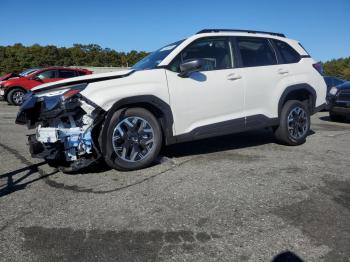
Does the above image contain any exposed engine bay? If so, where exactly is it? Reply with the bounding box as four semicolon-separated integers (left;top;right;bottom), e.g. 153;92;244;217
16;83;104;171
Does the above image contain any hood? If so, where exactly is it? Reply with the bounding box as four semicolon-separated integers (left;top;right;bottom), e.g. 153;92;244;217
337;81;350;90
32;69;134;93
0;73;19;81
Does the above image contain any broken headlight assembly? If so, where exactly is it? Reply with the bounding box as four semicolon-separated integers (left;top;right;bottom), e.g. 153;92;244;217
35;83;88;111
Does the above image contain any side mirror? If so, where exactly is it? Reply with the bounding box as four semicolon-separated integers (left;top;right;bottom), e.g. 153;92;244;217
178;59;203;78
31;75;42;82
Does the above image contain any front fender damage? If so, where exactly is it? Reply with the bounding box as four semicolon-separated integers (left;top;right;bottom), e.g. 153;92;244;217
16;92;105;171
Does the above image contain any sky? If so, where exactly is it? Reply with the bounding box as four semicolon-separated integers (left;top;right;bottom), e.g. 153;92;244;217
1;0;349;62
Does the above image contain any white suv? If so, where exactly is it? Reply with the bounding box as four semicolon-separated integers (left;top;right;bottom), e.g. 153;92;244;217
16;29;326;171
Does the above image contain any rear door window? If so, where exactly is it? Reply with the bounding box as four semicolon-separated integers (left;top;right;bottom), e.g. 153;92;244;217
58;70;77;78
237;37;277;67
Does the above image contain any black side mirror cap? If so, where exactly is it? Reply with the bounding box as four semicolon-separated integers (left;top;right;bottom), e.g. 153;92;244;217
178;59;203;78
31;76;42;81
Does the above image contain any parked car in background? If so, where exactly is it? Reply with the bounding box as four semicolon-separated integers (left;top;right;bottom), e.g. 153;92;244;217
324;76;345;93
0;67;92;105
0;68;40;82
0;73;17;83
0;69;40;101
327;81;350;122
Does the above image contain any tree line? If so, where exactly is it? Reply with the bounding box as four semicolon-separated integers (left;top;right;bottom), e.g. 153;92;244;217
323;57;350;80
0;43;349;80
0;43;148;74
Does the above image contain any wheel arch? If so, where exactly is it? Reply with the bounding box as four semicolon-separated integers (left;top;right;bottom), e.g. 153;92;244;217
4;86;27;101
278;84;317;117
98;95;175;155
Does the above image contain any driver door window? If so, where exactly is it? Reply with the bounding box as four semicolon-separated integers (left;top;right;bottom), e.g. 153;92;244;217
170;38;234;72
36;70;57;80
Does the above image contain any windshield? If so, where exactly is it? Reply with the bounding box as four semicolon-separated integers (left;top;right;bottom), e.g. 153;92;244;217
20;68;40;76
132;40;184;70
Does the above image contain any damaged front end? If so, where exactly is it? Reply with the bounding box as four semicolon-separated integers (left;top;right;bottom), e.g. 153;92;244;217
16;83;105;171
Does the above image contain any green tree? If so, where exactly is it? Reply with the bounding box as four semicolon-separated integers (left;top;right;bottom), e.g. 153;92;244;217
0;43;148;75
323;57;350;80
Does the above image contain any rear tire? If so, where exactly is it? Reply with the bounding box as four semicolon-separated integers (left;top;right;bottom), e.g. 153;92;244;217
8;88;26;106
329;112;346;122
274;100;310;146
102;107;162;171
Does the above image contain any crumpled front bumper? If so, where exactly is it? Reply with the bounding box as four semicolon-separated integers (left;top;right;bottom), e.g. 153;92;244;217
16;92;105;170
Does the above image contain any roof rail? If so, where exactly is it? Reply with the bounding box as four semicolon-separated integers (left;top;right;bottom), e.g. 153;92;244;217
196;29;286;38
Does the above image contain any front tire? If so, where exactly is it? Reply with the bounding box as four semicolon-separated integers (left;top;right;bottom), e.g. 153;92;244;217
102;107;162;171
274;100;310;146
8;88;26;106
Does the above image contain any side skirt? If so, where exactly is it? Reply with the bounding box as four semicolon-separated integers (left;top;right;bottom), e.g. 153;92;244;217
168;115;279;145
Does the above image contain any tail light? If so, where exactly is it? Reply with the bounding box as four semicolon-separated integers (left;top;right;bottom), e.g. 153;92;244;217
312;63;324;75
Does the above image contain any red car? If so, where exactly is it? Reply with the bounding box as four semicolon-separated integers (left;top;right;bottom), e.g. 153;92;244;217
0;73;17;82
0;67;92;105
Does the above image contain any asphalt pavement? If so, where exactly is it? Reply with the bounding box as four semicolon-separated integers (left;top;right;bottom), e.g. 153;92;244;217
0;101;349;262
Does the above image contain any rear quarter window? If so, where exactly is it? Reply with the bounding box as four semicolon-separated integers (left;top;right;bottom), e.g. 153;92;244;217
298;43;310;55
76;70;88;76
274;40;301;64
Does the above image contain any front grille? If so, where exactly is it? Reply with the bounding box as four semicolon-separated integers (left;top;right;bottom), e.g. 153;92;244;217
337;90;350;102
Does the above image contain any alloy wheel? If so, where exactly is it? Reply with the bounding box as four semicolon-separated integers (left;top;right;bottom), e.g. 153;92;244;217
13;91;25;105
287;106;308;140
112;116;155;162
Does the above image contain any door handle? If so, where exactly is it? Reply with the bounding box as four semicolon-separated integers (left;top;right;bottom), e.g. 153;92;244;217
278;69;289;75
227;73;242;80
